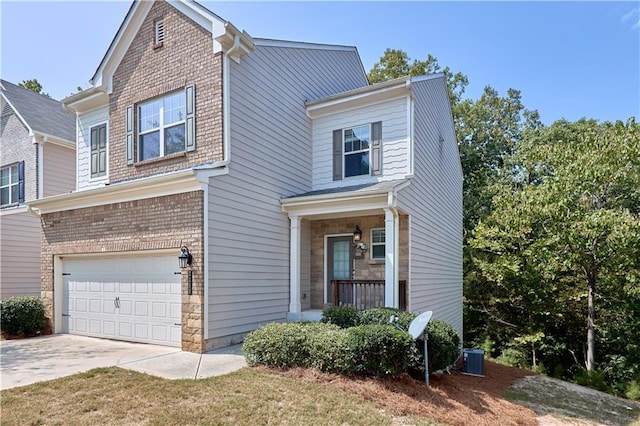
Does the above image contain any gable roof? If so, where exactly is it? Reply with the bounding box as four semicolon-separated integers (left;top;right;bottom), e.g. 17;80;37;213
90;0;253;93
0;79;75;143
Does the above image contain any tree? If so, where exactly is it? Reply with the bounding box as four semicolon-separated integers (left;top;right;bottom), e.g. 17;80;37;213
472;118;640;371
18;79;50;97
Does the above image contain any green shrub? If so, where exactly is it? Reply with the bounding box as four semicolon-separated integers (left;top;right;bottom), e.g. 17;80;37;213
321;306;359;328
345;324;412;377
242;322;340;368
496;348;528;369
307;327;354;374
410;319;461;379
625;380;640;401
357;307;416;329
573;369;611;393
0;296;48;336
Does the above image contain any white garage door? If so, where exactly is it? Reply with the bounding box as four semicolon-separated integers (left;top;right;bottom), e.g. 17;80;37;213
62;255;182;347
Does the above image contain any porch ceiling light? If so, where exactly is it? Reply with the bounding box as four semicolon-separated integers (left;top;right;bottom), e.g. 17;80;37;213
353;225;362;242
178;246;193;269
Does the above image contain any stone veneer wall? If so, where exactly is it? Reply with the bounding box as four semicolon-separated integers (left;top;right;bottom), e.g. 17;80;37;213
40;191;205;352
108;0;224;183
309;214;409;309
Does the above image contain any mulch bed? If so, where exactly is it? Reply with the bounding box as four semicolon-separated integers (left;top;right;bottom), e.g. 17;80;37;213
263;360;538;425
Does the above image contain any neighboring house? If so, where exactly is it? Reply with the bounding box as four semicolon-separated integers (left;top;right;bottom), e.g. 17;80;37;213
0;80;76;299
28;0;462;353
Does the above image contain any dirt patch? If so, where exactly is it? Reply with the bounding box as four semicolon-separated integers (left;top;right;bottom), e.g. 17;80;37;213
265;360;539;425
507;375;640;426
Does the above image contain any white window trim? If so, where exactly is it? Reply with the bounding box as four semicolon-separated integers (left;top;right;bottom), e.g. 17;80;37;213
0;163;20;206
342;123;371;179
370;228;385;260
89;121;109;181
137;91;186;161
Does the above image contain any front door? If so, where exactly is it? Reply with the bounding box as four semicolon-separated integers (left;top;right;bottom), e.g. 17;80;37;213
327;236;353;304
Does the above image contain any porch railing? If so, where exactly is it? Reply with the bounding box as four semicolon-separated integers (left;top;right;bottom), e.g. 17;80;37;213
331;280;407;311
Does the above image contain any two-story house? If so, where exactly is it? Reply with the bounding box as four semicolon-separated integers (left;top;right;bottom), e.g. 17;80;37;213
28;0;462;353
0;79;75;299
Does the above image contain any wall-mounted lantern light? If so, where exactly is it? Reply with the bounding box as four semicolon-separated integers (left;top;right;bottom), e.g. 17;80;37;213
178;246;193;269
353;225;362;243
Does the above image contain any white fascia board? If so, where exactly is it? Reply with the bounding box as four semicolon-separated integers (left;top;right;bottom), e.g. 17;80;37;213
63;89;108;114
91;1;150;92
306;82;410;119
28;167;225;215
282;192;389;218
0;205;29;217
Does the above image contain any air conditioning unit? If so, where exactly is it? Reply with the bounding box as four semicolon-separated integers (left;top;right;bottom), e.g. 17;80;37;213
462;348;485;377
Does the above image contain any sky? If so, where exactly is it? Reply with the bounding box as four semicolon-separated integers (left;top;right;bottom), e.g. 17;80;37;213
1;1;638;125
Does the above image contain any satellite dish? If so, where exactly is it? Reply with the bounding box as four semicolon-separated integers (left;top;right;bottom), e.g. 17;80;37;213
408;311;432;339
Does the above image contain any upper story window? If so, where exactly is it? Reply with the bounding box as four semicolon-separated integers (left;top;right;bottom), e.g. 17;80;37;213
90;124;107;178
138;91;186;161
125;85;194;165
333;121;382;181
0;162;24;206
370;228;385;260
344;125;370;178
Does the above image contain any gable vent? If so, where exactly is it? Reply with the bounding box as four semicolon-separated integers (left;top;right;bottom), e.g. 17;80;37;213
155;19;165;46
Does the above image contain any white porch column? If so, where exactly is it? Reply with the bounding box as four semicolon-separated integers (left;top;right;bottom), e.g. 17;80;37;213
289;216;302;314
384;208;398;307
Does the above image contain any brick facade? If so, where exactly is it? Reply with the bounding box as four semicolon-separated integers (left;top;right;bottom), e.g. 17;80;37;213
40;191;206;352
108;0;223;183
309;214;409;309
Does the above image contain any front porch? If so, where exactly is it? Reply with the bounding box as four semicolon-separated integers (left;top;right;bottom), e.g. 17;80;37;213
281;181;413;321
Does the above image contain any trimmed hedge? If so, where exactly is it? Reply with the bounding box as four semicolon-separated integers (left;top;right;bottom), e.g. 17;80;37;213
245;307;461;379
346;324;412;377
242;321;411;377
320;306;359;328
242;322;339;368
0;296;48;336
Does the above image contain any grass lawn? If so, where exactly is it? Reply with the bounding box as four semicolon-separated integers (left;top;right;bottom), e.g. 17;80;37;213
2;361;639;425
0;367;427;426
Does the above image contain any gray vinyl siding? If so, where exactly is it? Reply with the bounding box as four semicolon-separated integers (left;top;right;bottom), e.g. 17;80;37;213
207;44;367;343
312;97;409;190
43;143;75;197
0;209;41;298
396;77;463;339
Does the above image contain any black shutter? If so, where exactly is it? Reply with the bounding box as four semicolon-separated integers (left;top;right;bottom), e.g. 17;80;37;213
371;121;382;176
17;161;25;203
333;129;342;181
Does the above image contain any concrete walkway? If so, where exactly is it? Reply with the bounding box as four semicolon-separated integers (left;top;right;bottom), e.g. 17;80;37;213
0;334;247;391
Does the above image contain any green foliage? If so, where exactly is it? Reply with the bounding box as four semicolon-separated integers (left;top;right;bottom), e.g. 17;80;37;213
357;306;416;329
243;321;411;378
345;324;412;377
321;306;359;328
426;320;462;372
0;296;48;336
496;348;528;369
306;327;354;374
626;381;640;401
573;369;611;393
18;78;50;97
242;322;339;368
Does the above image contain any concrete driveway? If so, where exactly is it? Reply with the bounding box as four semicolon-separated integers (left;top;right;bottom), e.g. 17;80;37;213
0;334;246;391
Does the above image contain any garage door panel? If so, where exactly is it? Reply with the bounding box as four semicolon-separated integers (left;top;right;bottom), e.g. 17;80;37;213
62;255;182;347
